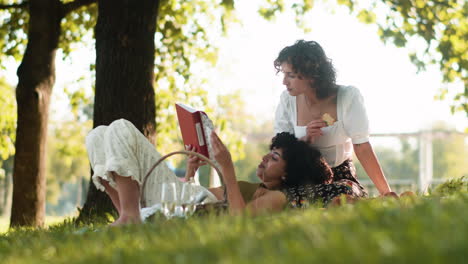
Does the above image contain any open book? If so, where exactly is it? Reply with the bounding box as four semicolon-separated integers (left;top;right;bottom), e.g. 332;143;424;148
175;103;216;159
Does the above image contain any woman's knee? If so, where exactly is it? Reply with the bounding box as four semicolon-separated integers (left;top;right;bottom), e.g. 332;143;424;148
85;125;107;150
108;119;139;135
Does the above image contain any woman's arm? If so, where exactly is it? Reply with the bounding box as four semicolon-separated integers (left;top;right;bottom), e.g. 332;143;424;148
210;132;246;215
353;142;392;195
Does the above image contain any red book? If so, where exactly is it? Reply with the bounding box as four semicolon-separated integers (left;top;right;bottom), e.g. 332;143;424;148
175;103;214;158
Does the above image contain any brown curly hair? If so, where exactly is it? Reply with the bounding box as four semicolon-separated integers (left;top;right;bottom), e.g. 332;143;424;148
270;132;333;187
274;40;338;99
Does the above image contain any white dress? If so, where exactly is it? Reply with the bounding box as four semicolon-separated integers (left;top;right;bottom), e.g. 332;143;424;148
85;119;217;209
274;85;370;167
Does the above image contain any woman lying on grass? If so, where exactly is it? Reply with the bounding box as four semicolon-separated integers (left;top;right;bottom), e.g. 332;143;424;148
86;119;359;226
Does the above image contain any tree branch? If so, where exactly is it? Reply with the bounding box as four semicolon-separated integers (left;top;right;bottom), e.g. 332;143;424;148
61;0;97;16
0;1;28;10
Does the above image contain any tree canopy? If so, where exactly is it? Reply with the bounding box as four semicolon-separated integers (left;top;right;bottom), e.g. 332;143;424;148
346;0;467;115
0;0;243;155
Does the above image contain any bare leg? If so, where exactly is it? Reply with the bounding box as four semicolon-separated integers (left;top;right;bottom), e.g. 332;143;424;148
101;180;121;215
110;172;142;226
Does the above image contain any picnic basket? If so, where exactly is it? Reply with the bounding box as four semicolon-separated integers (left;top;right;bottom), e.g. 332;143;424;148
140;150;228;215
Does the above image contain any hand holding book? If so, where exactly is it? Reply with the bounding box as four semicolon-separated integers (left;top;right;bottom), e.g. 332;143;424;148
209;131;233;169
185;145;207;181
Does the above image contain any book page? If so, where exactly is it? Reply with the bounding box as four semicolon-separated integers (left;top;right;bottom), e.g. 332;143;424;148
200;113;219;168
176;103;197;113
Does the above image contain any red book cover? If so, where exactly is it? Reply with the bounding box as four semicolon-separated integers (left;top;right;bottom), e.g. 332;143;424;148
175;103;210;158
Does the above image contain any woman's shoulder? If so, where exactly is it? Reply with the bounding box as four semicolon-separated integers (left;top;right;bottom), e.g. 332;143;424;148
338;85;362;97
265;189;288;206
276;90;295;114
250;188;288;211
279;90;294;102
338;85;365;107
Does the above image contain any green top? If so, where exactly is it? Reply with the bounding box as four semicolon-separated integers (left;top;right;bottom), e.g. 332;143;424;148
237;181;261;203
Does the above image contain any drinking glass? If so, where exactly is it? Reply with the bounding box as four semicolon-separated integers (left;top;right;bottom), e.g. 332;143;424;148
179;182;192;203
160;182;177;218
172;183;188;218
179;182;197;218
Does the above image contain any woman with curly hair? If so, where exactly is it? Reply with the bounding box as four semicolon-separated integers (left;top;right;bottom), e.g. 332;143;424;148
273;40;392;197
86;119;346;226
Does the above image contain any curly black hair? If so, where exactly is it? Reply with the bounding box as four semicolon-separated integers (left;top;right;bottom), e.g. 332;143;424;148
274;40;338;99
270;132;332;187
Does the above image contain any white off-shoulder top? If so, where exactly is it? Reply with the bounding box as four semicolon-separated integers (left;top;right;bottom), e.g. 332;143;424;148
274;85;370;167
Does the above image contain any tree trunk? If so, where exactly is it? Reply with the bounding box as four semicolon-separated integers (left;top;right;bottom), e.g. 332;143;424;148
10;0;62;227
77;0;159;222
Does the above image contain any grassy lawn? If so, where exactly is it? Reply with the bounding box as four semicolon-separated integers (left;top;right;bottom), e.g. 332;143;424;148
0;216;66;234
1;179;467;264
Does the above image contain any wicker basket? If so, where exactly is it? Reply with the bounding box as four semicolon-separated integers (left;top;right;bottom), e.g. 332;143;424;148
140;150;228;213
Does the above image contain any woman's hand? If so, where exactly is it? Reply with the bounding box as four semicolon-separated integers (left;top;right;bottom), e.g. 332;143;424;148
305;119;327;143
210;131;233;169
211;131;246;215
185;145;207;181
186;145;207;170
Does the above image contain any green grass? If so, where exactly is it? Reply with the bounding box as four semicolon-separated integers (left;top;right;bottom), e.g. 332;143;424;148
0;216;66;234
1;179;467;264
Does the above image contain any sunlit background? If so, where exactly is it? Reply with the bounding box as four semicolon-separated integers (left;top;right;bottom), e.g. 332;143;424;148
0;0;466;218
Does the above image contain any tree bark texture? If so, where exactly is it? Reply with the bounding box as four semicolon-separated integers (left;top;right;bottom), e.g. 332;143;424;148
78;0;159;222
10;0;62;227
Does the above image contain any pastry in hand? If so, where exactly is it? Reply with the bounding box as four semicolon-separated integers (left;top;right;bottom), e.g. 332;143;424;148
322;113;335;126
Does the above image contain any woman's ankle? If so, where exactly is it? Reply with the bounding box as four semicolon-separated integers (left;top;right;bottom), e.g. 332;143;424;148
111;214;142;226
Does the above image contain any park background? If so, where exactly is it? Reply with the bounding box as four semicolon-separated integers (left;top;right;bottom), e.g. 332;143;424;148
0;0;467;222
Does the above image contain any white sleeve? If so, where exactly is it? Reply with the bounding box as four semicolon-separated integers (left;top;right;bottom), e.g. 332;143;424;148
274;91;295;134
342;87;370;144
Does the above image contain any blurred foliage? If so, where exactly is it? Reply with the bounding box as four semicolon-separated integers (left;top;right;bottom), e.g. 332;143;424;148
59;4;97;58
431;176;467;196
234;140;268;182
153;0;242;158
0;156;13;216
46;119;92;204
0;78;16;163
35;74;94;210
259;0;315;32
354;122;468;194
0;1;98;65
0;1;29;64
361;138;419;181
232;120;273;182
431;124;468;180
210;90;254;161
64;82;94;122
338;0;468;115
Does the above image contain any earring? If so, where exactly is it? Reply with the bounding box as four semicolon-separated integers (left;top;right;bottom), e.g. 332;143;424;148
281;176;286;181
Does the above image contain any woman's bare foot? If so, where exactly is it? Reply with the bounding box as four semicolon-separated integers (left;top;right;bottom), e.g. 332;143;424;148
400;191;415;197
110;215;142;226
382;191;399;199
